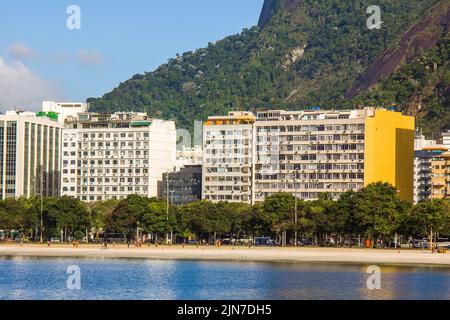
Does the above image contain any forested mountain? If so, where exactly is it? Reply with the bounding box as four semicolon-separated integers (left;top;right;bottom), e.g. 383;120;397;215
88;0;450;136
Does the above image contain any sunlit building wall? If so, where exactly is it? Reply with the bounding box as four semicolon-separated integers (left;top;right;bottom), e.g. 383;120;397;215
203;108;415;204
202;112;255;203
0;111;63;199
61;112;176;202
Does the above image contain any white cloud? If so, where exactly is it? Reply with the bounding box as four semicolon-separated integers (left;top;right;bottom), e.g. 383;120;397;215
76;49;103;67
50;49;104;68
8;43;36;61
0;57;65;112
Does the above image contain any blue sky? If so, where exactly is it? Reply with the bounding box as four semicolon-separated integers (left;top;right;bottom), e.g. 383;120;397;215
0;0;263;110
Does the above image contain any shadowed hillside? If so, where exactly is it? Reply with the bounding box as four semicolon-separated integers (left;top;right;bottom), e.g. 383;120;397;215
88;0;449;135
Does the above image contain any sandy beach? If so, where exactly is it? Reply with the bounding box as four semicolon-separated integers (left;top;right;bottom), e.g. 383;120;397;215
0;244;449;267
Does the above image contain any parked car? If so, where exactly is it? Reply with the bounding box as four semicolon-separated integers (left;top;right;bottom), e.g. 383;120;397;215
412;239;429;249
221;238;231;245
237;238;253;246
254;237;275;246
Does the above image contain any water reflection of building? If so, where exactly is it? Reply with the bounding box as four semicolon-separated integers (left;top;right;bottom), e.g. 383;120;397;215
0;110;64;199
358;265;402;300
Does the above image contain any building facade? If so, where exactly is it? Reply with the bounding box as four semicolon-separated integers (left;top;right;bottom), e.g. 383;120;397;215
431;151;450;200
254;108;414;203
203;108;415;204
158;165;202;205
414;131;437;150
438;130;450;150
202;111;255;203
42;101;88;123
0;111;63;199
61;112;176;202
175;145;203;170
414;148;447;204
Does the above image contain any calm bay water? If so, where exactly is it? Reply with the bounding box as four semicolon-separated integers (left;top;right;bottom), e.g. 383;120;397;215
0;257;449;300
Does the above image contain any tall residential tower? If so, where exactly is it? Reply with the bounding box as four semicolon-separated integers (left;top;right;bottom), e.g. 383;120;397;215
0;111;64;199
202;111;255;203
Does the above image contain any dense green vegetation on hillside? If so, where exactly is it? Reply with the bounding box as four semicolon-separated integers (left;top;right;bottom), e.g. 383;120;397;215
355;36;450;137
88;0;447;134
1;184;449;244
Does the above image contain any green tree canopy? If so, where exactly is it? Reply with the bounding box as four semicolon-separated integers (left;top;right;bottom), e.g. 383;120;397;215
406;199;450;237
353;183;411;240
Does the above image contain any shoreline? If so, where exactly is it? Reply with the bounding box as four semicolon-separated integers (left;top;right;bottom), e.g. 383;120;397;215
1;244;450;267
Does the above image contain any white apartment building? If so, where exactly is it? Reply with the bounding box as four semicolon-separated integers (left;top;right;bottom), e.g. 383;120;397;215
202;112;255;203
0;111;63;199
439;131;450;150
414;132;437;150
413;150;436;204
175;145;203;170
42;101;88;123
61;112;176;202
253;109;368;202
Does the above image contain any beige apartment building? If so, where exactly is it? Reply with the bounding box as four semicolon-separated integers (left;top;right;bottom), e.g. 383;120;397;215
202;111;255;203
253;109;367;202
431;151;450;199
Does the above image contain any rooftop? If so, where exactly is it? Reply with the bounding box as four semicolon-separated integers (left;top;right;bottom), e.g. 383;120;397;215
64;111;159;129
255;108;377;121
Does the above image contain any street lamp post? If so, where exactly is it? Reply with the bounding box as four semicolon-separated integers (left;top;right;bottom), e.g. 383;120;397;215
166;171;170;244
294;169;298;247
169;190;175;243
40;196;43;243
294;191;298;247
40;169;44;244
